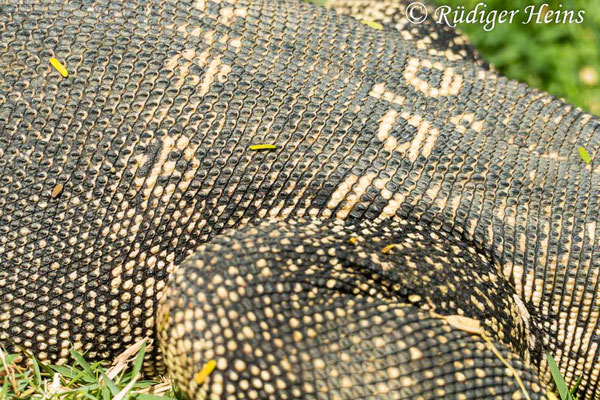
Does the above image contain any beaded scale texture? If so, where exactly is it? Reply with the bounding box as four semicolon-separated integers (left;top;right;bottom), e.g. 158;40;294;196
0;0;599;399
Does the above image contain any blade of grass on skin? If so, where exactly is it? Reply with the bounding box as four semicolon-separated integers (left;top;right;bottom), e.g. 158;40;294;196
546;353;575;400
129;342;146;380
570;375;582;397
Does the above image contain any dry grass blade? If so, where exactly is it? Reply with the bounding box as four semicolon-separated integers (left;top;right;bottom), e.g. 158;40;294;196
105;337;150;380
112;373;141;400
0;347;19;395
481;334;531;400
443;315;484;335
1;338;175;399
134;377;173;395
435;313;531;400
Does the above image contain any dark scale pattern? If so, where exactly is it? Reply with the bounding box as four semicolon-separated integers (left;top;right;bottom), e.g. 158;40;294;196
327;0;490;68
159;218;546;399
0;0;599;398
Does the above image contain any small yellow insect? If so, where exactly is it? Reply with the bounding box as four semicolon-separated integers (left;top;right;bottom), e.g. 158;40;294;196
49;58;68;77
249;144;277;151
194;359;217;385
361;20;383;30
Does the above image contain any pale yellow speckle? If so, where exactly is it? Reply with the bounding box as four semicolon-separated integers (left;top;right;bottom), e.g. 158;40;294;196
409;347;423;360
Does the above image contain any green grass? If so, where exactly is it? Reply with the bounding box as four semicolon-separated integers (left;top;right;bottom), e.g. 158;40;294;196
547;353;582;400
0;339;177;399
1;344;579;399
439;0;600;114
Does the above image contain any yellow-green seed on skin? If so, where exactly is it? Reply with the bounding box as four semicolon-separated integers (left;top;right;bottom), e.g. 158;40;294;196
51;184;63;198
195;359;216;384
578;146;592;163
49;57;68;77
361;20;383;30
250;144;277;151
381;243;399;254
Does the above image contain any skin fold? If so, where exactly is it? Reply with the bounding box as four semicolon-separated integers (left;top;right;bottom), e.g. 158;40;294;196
0;0;599;398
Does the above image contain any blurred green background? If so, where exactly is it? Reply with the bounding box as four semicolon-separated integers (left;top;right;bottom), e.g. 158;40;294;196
438;0;600;114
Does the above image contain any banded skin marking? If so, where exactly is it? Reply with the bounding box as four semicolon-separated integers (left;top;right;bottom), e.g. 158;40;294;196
326;0;489;65
403;57;464;98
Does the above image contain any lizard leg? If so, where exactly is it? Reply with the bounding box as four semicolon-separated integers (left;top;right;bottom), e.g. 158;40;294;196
158;218;549;399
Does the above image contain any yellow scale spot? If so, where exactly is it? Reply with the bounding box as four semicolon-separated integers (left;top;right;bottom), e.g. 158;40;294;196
408;294;421;303
195;359;217;385
49;57;68;77
347;237;358;245
547;392;559;400
361;20;383;30
249;144;277;151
